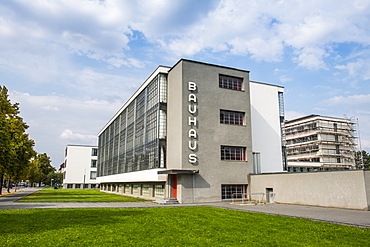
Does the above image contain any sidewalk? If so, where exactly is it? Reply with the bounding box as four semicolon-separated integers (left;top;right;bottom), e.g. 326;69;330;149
1;189;369;228
210;202;370;228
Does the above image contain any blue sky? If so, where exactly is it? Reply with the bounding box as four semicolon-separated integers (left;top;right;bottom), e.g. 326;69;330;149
1;0;370;168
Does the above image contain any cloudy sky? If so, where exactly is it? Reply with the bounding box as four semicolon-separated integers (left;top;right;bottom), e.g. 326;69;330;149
1;0;370;168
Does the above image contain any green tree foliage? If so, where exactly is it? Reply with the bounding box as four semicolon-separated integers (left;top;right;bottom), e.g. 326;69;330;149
46;172;63;186
355;150;370;169
27;153;55;186
0;86;36;193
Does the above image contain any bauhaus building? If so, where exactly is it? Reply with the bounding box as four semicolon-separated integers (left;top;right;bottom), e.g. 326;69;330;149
97;59;286;203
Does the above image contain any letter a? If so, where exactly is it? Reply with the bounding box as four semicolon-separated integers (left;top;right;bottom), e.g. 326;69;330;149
189;93;197;103
189;129;197;139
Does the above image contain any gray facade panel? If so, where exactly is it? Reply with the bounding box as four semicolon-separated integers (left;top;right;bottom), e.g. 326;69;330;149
167;60;253;203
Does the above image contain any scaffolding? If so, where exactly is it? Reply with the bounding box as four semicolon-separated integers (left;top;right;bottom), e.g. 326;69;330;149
285;115;357;170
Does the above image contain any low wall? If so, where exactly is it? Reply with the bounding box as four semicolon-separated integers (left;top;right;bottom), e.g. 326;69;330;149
250;170;370;210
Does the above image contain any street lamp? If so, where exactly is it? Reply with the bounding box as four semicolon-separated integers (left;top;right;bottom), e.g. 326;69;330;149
51;178;54;188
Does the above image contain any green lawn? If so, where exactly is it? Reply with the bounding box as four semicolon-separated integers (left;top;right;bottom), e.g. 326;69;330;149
0;207;369;246
17;189;148;202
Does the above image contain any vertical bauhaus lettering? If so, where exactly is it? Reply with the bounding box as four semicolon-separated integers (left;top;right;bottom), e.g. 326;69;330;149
188;82;198;164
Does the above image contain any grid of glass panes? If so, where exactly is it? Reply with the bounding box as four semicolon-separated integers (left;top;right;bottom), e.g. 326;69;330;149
97;74;167;177
118;112;127;174
220;110;244;125
221;185;247;199
141;184;150;196
112;118;120;174
159;74;167;103
221;146;246;161
132;184;139;194
219;75;243;91
124;184;130;193
154;184;165;198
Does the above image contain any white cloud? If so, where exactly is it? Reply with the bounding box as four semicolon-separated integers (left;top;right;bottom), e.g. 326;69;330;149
2;0;370;74
293;47;329;70
60;129;97;143
335;58;370;81
8;90;124;167
142;0;370;70
323;94;370;106
41;106;59;111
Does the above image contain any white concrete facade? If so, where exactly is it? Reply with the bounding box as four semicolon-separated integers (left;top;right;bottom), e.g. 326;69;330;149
62;145;99;189
250;81;285;173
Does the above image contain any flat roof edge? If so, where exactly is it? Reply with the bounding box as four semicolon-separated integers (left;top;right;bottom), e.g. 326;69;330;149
169;58;250;73
98;66;170;136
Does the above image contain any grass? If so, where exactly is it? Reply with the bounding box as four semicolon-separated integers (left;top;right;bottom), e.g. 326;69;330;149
17;189;148;202
0;207;369;246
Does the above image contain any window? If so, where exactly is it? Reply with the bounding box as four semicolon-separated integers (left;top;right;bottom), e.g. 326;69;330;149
91;160;97;168
336;145;340;154
75;184;81;189
83;184;89;189
222;185;247;200
90;171;97;180
155;184;165;198
91;184;96;189
67;184;73;188
219;75;243;91
220;110;244;125
91;148;98;156
221;146;246;161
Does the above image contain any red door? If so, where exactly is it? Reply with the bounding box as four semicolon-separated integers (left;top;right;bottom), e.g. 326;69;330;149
172;174;177;198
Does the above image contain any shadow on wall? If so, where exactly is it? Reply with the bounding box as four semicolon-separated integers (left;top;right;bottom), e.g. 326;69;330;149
250;105;283;173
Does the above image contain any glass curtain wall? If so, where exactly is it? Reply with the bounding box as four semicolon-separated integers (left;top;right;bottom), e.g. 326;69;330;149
97;74;167;177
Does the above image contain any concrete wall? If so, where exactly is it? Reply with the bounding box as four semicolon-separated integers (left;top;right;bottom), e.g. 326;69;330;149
250;170;370;210
250;81;284;173
167;60;253;203
96;169;166;183
63;145;98;185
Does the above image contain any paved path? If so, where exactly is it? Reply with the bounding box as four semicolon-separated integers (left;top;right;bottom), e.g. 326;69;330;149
1;188;369;228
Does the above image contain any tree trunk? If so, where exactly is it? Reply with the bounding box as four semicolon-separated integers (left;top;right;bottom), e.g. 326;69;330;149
7;179;10;193
0;174;3;195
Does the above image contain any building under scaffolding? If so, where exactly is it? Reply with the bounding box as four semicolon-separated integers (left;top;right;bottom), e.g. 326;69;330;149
285;115;357;172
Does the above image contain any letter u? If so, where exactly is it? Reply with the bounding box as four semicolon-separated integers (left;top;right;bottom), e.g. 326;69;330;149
188;104;197;114
189;140;197;150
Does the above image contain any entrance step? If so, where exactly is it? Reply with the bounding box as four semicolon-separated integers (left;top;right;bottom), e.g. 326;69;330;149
153;198;179;204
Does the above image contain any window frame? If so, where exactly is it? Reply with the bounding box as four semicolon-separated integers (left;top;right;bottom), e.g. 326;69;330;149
222;184;248;200
219;74;244;91
90;171;97;180
221;145;247;161
220;109;245;126
91;160;97;168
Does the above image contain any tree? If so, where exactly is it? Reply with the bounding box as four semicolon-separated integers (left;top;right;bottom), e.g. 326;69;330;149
0;86;36;193
27;153;55;186
46;172;63;187
355;150;370;169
